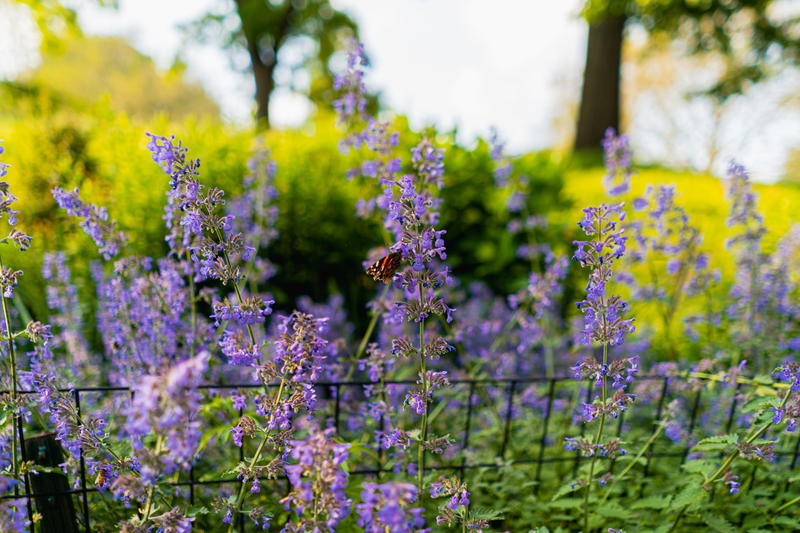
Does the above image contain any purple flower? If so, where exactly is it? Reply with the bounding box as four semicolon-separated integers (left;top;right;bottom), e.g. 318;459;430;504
602;128;632;196
125;352;210;483
280;427;351;531
0;143;31;251
52;187;126;259
357;482;425;532
152;507;194;533
573;203;635;346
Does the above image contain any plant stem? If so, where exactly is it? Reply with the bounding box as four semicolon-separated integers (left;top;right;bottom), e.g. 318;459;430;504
0;270;19;493
669;387;792;528
226;378;287;533
353;283;392;364
599;423;664;503
583;343;608;533
416;288;428;492
705;389;790;486
776;494;800;513
187;251;197;358
141;434;166;523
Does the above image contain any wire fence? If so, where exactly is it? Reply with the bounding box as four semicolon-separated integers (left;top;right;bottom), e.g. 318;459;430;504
3;374;800;532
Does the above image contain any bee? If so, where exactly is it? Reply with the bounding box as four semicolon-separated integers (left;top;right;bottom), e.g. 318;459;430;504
366;251;402;283
95;469;106;487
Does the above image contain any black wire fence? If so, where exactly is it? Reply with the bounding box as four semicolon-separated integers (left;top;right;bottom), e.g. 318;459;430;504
3;374;799;532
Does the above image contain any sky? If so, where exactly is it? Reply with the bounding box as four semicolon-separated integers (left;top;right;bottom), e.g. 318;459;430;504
1;0;799;182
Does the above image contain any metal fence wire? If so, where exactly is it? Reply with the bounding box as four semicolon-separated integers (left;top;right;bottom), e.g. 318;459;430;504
2;374;799;532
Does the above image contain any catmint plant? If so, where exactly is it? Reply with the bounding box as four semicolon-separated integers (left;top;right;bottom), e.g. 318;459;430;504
356;481;426;532
51;187;127;260
227;146;279;286
280;427;350;532
379;137;456;491
567;202;636;530
0;141;36;531
627;183;713;357
41;252;91;372
115;352;210;530
222;311;329;530
601;128;632;197
724;163;799;370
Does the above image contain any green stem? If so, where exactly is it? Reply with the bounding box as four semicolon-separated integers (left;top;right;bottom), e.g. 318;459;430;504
352;283;392;370
187;251;197;358
226;378;287;533
776;494;800;513
668;506;686;532
599;423;664;503
141;434;166;523
416;289;428;492
0;267;19;492
583;343;608;533
706;388;790;485
490;311;520;352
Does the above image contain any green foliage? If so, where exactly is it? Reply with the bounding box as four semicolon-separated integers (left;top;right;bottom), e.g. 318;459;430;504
23;35;220;120
0;97;569;333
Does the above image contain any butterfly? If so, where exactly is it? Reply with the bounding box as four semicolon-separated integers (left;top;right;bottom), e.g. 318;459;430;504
366;251;402;282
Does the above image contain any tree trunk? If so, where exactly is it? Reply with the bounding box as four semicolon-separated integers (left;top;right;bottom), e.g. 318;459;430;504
574;16;626;150
246;39;275;130
236;0;296;131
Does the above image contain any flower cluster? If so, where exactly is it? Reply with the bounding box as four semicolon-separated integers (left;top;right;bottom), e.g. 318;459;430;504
772;394;800;432
93;257;203;382
146;133;254;282
0;143;31;251
125;352;209;483
430;476;487;529
281;427;351;532
52;187;126;259
42;252;91;368
564;437;628;459
573;203;635;346
601;128;632;196
571;356;639;389
33;371;129;489
356;482;426;532
774;362;800;392
226;146;279;283
334;41;402;224
333;40;368;125
580;390;636;422
488;127;513;187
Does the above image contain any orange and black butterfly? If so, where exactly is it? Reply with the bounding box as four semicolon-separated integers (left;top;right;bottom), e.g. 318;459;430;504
366;251;402;282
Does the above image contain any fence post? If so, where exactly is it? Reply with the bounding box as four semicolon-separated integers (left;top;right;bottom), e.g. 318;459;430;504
534;379;557;495
73;390;91;533
24;433;79;533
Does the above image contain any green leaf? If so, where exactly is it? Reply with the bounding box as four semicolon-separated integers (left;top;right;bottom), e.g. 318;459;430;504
751;374;775;386
470;507;503;521
551;481;582;501
185;506;209;517
595;502;632;519
742;396;779;413
548;498;583;510
775;516;800;528
632;495;671;510
672;485;707;510
682;460;716;476
694;434;739;452
701;512;736;533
